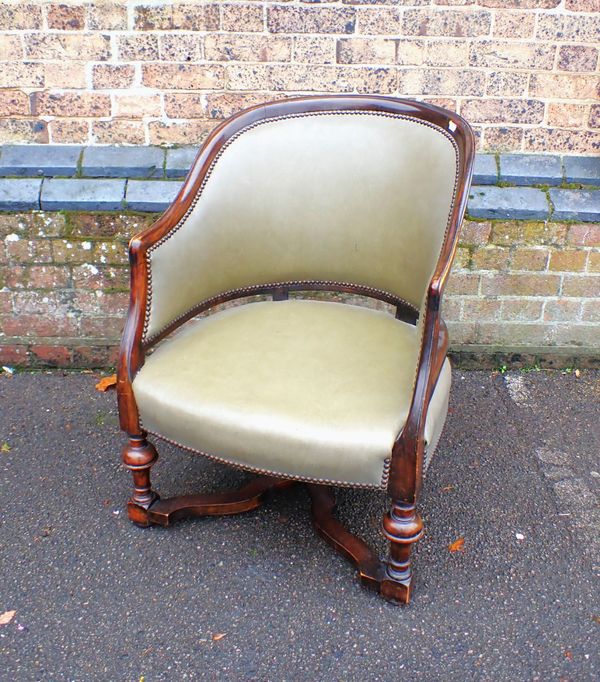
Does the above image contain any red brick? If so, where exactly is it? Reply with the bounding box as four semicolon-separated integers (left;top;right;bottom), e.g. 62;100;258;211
4;265;69;289
88;3;127;30
52;240;96;264
493;11;535;39
12;291;72;316
562;276;600;298
293;36;336;64
486;72;528;97
480;0;560;6
46;3;85;30
44;62;86;89
2;314;77;338
548;251;588;272
142;64;224;90
159;34;203;62
6;238;53;263
92;121;145;145
134;4;219;31
71;291;129;316
543;300;582;322
471;247;510;271
205;92;285;120
72;265;129;291
268;6;356;34
0;91;29;117
401;69;485;96
565;0;600;10
446;272;480;295
72;345;120;368
530;74;598;100
537;14;600;42
459;221;492;246
32;92;111;118
0;345;29;366
148;120;215;145
0;292;11;314
93;65;135;90
588;252;600;272
118;34;159;61
581;301;600;322
402;9;491;37
113;95;161;118
0;119;48;144
461;298;502;321
510;248;549;271
204;35;292;63
0;4;42;29
356;8;400;34
481;274;560;296
557;45;598;72
30;345;72;366
49;120;90;144
24;34;111;61
547;104;588;129
163;93;202;119
79;316;124;338
523;129;600;154
0;63;44;88
567;224;600;247
462;98;544;124
222;4;264;32
0;35;22;61
500;300;544;322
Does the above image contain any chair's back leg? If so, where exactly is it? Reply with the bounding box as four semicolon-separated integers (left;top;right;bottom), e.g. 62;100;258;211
380;500;424;604
121;433;159;527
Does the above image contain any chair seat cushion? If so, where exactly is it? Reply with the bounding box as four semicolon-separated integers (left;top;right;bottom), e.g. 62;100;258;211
133;300;451;488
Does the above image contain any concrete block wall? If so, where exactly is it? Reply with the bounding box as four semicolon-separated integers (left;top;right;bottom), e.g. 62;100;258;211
0;0;598;153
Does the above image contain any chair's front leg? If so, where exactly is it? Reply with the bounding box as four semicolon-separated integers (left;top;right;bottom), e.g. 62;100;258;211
380;500;424;604
121;432;160;527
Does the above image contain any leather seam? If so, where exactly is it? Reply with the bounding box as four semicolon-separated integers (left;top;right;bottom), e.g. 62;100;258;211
143;426;390;490
142;109;460;343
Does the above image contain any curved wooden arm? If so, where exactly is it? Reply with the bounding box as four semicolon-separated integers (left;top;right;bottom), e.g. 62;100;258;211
387;288;447;501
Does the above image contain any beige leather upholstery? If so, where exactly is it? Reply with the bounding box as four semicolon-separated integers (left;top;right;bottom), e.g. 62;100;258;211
133;300;451;488
145;112;458;341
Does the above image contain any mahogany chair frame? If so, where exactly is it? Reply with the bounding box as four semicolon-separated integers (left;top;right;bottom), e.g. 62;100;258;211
117;95;475;604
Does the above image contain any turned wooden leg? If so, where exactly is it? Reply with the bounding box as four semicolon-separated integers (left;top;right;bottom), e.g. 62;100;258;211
380;501;424;604
121;433;159;527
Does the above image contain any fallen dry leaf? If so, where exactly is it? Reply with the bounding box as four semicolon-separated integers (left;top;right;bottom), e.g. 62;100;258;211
95;374;117;392
448;537;465;552
1;443;10;452
564;650;573;661
0;610;16;625
593;616;600;624
212;633;226;641
441;485;455;493
574;369;580;378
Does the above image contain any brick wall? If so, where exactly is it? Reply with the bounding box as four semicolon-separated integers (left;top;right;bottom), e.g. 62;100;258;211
0;1;598;153
0;212;598;369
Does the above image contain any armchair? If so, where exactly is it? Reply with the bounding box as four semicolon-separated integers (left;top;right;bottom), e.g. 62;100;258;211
117;95;475;604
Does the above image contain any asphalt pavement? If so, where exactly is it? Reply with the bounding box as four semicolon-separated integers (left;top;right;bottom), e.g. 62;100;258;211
0;370;599;681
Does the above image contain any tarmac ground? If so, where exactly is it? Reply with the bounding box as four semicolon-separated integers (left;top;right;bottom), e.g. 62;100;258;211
1;369;599;681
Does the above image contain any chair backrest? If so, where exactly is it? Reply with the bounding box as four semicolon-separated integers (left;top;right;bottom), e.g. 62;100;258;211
142;97;474;342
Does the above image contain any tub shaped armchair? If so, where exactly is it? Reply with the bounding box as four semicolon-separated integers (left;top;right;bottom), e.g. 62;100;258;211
117;95;474;604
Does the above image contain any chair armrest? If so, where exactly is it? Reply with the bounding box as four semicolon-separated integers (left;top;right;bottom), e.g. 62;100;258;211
388;284;448;499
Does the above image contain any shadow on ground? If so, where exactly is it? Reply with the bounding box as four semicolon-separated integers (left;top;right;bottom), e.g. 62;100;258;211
0;370;598;681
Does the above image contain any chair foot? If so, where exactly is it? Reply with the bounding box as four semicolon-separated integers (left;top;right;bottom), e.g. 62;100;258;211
307;485;423;604
380;501;424;605
121;433;159;527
